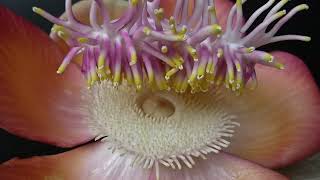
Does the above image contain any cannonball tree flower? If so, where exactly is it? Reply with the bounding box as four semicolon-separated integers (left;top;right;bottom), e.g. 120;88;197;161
0;0;319;179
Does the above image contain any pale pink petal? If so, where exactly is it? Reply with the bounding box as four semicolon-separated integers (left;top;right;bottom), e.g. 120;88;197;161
0;142;287;180
225;51;320;168
0;6;95;147
152;153;288;180
0;142;150;180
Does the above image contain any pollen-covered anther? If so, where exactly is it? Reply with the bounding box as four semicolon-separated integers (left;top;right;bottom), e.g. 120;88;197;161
154;8;164;21
35;0;310;93
161;46;168;54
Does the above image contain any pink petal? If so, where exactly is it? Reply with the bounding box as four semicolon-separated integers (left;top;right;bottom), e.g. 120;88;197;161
0;142;287;180
152;153;288;180
0;142;150;180
225;51;320;168
0;6;95;147
215;0;235;30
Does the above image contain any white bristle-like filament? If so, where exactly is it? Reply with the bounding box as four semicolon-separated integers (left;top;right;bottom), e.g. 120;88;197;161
167;158;176;169
148;158;155;169
93;117;239;172
155;161;160;180
178;155;193;168
130;155;139;167
241;0;275;33
172;156;182;170
199;153;207;160
143;158;151;169
94;134;105;141
159;159;170;167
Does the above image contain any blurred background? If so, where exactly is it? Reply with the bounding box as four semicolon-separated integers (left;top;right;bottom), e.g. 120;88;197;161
0;0;319;179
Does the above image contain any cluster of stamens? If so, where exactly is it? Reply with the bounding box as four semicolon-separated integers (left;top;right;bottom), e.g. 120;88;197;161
33;0;310;94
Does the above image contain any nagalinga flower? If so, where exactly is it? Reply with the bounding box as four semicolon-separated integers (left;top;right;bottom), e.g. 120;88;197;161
0;0;319;179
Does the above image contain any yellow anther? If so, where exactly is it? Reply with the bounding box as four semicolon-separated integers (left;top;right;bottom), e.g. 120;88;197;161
304;36;311;42
246;47;255;53
113;74;121;86
77;37;89;44
188;72;197;85
143;27;151;36
211;24;222;35
169;16;175;25
57;64;67;74
52;25;70;41
135;83;142;91
228;69;235;84
236;82;242;90
125;72;134;85
172;55;184;69
276;10;287;17
298;4;309;10
206;61;213;73
165;68;179;80
236;0;242;8
97;54;107;80
32;7;44;15
147;73;154;85
98;53;105;69
235;62;242;72
105;64;111;75
169;16;177;33
136;84;142;91
56;31;69;42
161;46;168;54
209;63;216;74
91;72;99;86
179;26;188;35
133;73;142;90
281;0;290;5
154;8;164;21
131;0;139;6
208;6;216;15
86;76;92;88
197;67;205;80
98;69;107;81
263;54;274;63
217;48;224;58
199;80;210;92
276;62;285;70
186;46;198;61
130;52;138;65
180;79;188;93
51;25;66;33
176;34;187;41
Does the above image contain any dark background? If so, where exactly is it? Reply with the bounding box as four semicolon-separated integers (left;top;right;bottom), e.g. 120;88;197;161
0;0;319;169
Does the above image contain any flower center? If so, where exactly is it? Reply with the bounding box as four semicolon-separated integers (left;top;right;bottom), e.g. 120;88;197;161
140;94;175;119
87;81;239;171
